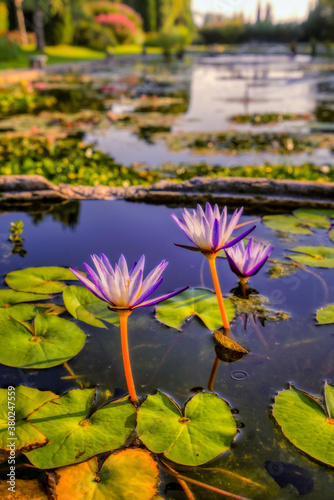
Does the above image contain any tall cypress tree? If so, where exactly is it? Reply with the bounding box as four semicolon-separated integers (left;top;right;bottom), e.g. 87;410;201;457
124;0;192;32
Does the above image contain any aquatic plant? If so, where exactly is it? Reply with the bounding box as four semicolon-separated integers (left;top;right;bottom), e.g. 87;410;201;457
225;238;273;295
70;254;188;403
172;203;255;329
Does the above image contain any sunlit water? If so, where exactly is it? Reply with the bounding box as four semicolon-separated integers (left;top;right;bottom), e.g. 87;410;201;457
83;54;334;167
1;200;334;498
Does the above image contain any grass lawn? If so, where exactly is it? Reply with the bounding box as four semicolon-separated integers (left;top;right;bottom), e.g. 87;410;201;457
0;44;162;71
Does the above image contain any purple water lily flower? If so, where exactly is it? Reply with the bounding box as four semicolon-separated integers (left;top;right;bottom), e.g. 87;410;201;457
171;203;256;255
70;254;188;311
225;238;274;279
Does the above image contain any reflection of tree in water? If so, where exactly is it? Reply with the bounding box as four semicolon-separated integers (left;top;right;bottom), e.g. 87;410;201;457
30;201;80;230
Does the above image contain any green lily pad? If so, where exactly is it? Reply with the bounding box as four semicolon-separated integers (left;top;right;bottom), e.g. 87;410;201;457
0;314;86;368
293;208;334;218
262;215;313;235
54;449;160;500
25;389;137;469
155;288;235;331
5;266;77;294
325;382;334;419
329;229;334;243
137;391;237;466
293;210;331;229
0;386;56;455
273;384;334;467
0;303;56;323
0;290;50;307
316;304;334;324
287;246;334;268
63;286;119;329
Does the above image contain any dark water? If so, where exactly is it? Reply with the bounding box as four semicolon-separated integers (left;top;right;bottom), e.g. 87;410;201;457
1;200;334;499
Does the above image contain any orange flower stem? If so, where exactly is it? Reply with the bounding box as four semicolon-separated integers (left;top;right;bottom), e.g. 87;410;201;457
118;310;139;404
207;254;230;330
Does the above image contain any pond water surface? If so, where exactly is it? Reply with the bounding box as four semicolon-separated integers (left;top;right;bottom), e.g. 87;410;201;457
82;54;334;168
1;200;333;499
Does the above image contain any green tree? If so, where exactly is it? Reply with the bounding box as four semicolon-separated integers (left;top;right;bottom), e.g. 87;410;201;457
304;0;334;41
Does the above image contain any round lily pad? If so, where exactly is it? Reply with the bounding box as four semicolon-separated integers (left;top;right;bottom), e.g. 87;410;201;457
329;229;334;243
54;449;160;500
0;290;50;307
137;391;237;466
287;246;334;268
25;389;137;469
273;384;334;467
293;210;331;229
0;314;86;369
63;286;119;329
0;303;54;323
0;479;48;499
5;266;77;294
155;288;235;331
0;386;56;455
262;215;313;235
316;304;334;324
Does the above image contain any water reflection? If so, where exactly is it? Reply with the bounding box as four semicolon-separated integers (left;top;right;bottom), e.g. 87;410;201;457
0;199;334;498
29;201;81;229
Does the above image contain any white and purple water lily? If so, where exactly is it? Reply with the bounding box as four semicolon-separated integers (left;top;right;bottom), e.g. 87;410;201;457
171;203;256;255
71;254;188;404
225;238;274;280
70;253;188;311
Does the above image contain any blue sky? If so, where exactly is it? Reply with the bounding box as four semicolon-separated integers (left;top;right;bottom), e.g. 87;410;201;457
191;0;311;22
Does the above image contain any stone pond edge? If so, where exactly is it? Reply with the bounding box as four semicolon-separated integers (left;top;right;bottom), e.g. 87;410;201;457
1;175;334;210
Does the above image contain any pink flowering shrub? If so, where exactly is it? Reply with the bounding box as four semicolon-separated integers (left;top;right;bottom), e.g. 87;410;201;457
95;13;138;44
85;1;142;29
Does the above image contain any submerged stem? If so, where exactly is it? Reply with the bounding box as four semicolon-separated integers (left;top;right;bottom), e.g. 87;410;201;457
208;355;220;393
161;461;252;500
239;277;248;299
118;310;139;404
207;254;230;330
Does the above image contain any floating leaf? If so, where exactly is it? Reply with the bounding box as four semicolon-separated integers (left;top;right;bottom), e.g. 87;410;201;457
329;229;334;243
293;210;331;229
0;303;56;323
293;208;334;218
0;386;56;455
325;382;334;419
273;384;334;467
213;330;248;353
5;266;77;294
63;286;119;329
25;389;137;468
155;288;235;331
267;261;298;279
0;479;48;499
54;449;160;500
262;215;313;235
287;246;334;268
316;304;334;324
0;290;50;307
137;391;236;466
0;315;86;369
230;294;290;323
